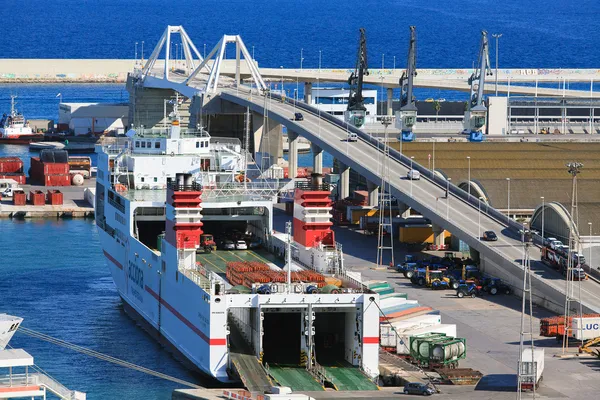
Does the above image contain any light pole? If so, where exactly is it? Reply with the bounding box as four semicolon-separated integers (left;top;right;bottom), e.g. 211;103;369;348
300;48;304;70
541;196;545;240
446;178;451;220
204;43;206;59
141;41;145;62
252;45;255;60
467;156;471;197
280;66;284;96
393;56;396;71
478;197;484;240
492;33;502;96
135;42;138;63
381;53;385;115
589;222;593;271
410;156;414;197
506;178;511;221
317;49;322;72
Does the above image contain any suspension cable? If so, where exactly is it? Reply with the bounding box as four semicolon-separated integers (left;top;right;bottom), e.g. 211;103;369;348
17;326;203;389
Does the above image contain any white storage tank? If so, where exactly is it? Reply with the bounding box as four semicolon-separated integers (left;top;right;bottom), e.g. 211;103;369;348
571;317;600;340
380;314;442;348
396;324;457;355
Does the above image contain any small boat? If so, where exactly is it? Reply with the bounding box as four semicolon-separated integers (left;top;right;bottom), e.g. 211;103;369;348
0;96;44;145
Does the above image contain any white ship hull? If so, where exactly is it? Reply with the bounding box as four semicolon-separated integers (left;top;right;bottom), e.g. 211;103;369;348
98;228;230;382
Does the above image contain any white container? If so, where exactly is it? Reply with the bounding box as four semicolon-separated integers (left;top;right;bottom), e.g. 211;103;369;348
519;348;544;388
571;317;600;340
380;314;443;347
396;324;457;355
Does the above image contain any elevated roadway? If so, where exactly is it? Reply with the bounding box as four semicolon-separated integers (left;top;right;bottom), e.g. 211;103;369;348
219;87;600;314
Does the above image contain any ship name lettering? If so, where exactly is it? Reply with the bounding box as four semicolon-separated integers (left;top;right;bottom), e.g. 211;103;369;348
128;261;144;289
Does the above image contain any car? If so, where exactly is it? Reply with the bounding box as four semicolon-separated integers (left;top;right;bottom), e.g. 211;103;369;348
424;98;434;103
220;240;235;250
248;237;262;249
235;240;248;250
293;112;304;121
436;98;446;102
571;267;587;281
347;132;358;142
407;169;421;180
403;382;435;396
482;231;498;241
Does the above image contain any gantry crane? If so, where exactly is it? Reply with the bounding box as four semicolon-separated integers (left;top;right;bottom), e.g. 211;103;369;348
464;30;493;142
396;26;418;142
345;28;369;128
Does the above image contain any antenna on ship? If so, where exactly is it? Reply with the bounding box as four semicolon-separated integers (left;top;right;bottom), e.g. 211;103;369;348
10;95;17;117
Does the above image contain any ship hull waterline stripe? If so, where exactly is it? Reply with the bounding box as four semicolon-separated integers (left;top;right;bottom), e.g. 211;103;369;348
145;285;226;346
103;250;123;270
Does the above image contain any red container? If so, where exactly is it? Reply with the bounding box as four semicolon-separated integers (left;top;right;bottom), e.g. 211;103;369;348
47;190;64;205
29;190;46;206
0;157;24;173
0;173;26;185
43;174;71;187
13;190;27;206
30;158;69;184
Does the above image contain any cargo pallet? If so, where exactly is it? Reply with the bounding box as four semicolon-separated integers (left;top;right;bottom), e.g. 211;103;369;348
435;368;483;385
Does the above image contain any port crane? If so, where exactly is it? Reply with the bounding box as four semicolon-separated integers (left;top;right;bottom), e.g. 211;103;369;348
345;28;369;128
396;26;418;142
464;30;493;142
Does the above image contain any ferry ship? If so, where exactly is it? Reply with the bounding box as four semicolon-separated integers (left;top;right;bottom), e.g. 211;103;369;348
95;99;380;391
0;96;44;144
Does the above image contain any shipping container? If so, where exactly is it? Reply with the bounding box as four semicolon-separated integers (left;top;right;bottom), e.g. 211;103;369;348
44;174;71;187
13;190;26;206
47;190;64;205
519;348;544;391
426;338;467;368
571;317;600;340
381;300;420;317
0;173;26;185
381;306;434;323
29;190;45;206
30;157;69;184
380;315;442;348
396;324;457;355
0;157;24;173
411;335;455;362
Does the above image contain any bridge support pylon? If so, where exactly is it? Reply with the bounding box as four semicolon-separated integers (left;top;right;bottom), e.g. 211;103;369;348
367;181;379;207
432;223;445;246
338;162;350;200
288;131;299;179
304;82;313;104
312;143;323;174
386;88;394;115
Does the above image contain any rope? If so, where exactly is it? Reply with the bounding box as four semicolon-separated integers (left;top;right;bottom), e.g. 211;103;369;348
17;326;203;389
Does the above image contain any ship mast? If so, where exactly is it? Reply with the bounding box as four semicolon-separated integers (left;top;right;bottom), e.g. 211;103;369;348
10;95;17;117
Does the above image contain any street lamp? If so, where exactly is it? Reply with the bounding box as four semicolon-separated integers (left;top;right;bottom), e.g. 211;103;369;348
252;45;255;60
393;56;396;71
204;43;206;59
410;156;415;196
135;42;138;63
506;178;511;221
589;222;593;271
478;197;484;240
280;66;284;96
141;41;145;62
541;196;545;239
492;33;503;96
300;48;304;70
466;156;471;197
446;178;452;220
319;49;322;72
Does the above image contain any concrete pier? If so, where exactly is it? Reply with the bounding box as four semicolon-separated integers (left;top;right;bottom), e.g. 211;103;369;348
367;181;379;207
338;162;350;200
304;82;313;104
311;143;323;174
288;131;299;179
386;88;393;115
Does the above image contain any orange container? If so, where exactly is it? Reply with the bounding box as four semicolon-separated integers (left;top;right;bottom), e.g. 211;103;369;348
13;190;26;206
47;190;64;205
29;190;45;206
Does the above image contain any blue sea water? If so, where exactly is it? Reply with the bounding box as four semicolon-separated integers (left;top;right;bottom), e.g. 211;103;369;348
1;1;599;398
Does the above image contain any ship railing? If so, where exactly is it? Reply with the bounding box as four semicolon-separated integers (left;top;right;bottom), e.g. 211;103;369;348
183;268;211;291
201;182;283;200
0;373;35;387
135;127;210;139
210;137;242;151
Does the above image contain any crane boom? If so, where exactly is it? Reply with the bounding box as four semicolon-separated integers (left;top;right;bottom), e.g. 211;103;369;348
345;28;369;128
464;30;492;142
396;26;418;142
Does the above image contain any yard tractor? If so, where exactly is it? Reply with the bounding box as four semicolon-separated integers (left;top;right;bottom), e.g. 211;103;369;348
198;233;217;253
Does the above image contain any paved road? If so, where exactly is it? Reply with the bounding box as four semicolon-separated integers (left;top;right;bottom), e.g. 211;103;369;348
223;89;600;313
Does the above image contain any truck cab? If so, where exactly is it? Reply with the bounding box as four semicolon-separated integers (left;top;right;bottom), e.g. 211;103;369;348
0;179;20;198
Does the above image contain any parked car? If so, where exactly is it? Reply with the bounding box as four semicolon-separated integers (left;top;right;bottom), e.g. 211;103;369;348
293;112;304;121
482;231;498;241
221;240;235;250
403;382;435;396
347;132;358;142
248;237;262;249
407;169;421;180
235;240;248;250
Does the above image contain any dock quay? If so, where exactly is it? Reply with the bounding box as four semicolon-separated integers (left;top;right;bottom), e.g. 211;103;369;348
0;180;95;219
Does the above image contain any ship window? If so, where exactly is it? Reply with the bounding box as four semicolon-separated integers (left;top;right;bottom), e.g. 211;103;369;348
162;261;166;273
205;140;209;147
147;141;151;148
154;142;160;149
141;177;145;182
154;177;158;182
135;141;140;148
141;142;146;148
196;141;200;148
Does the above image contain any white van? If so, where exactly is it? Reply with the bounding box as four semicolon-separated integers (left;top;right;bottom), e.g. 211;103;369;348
407;170;421;180
0;179;20;198
347;132;358;142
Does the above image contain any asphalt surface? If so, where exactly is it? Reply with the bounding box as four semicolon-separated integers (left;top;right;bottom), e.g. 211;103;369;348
225;90;600;313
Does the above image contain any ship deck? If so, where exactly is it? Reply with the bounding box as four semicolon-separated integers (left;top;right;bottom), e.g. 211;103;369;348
196;248;282;278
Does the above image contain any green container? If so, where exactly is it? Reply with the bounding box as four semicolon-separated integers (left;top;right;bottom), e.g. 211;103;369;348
429;338;467;366
380;292;409;300
410;334;450;360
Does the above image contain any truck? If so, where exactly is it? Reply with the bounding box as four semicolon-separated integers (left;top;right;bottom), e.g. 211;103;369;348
541;245;588;280
0;178;21;198
518;348;544;391
571;316;600;341
197;233;217;253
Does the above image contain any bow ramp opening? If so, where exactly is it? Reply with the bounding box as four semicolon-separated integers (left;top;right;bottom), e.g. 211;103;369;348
228;294;379;392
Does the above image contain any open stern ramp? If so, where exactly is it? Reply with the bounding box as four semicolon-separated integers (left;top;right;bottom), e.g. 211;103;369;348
227;292;380;391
